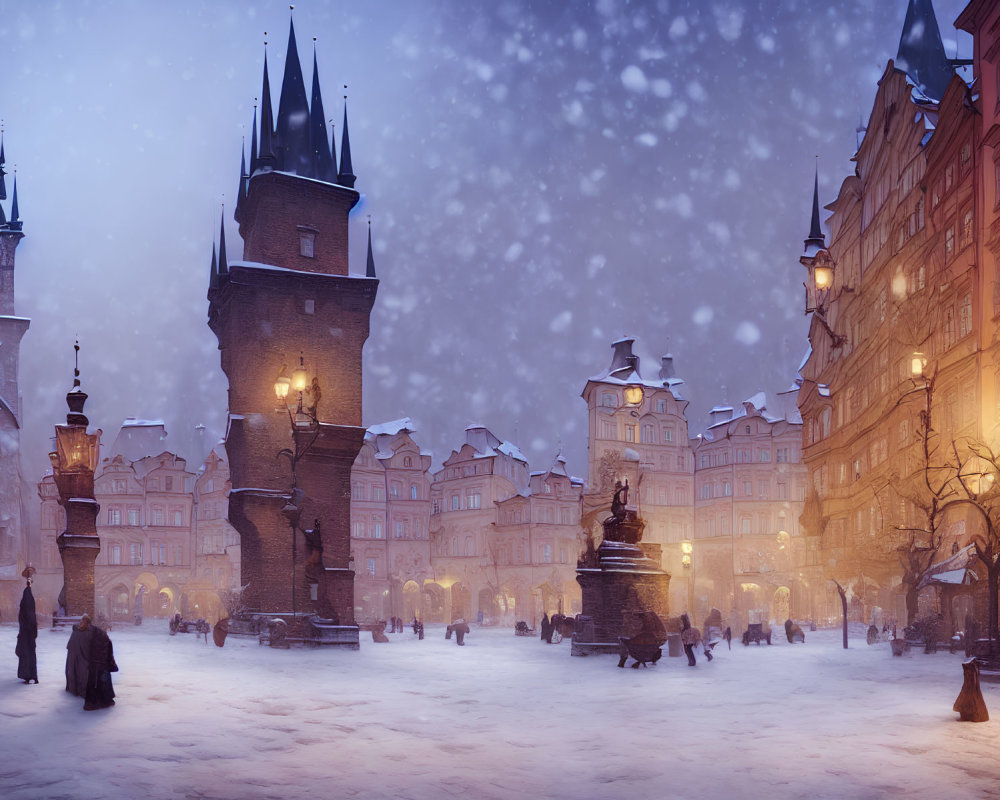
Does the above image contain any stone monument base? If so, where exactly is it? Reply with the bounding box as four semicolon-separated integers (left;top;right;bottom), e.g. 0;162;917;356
571;539;670;657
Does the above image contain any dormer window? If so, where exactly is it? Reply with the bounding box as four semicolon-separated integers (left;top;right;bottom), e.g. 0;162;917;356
298;227;317;258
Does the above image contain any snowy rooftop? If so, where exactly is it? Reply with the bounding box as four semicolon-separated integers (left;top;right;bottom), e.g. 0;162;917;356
1;624;997;800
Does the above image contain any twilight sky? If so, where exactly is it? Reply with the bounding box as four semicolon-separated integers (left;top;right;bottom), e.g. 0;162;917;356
0;0;973;485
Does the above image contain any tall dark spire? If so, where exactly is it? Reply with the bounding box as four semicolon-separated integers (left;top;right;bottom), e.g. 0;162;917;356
0;129;7;201
249;102;259;176
366;219;376;278
258;43;277;170
896;0;954;102
330;120;337;181
218;210;229;278
337;96;356;188
804;163;824;253
276;14;311;175
209;242;219;291
8;175;20;231
235;139;248;223
309;42;335;182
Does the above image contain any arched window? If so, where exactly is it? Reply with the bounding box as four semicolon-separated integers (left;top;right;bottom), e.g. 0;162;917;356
410;485;418;500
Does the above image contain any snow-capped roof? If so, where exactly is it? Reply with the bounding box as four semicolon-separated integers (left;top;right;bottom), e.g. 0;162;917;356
497;441;527;463
366;418;415;438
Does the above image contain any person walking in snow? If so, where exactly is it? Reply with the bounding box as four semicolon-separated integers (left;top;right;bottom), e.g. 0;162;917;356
83;623;117;710
15;581;38;684
66;613;94;697
680;613;701;667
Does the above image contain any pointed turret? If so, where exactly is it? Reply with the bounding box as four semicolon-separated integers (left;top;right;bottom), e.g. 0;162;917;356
218;211;229;279
896;0;954;102
0;131;6;201
804;165;824;254
330;120;337;181
276;15;311;175
8;176;21;231
249;103;259;176
235;140;248;223
258;46;277;170
337;99;356;188
208;242;219;292
366;220;376;278
309;43;335;182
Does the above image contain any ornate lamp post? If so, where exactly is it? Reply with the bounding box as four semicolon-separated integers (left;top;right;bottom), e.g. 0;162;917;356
53;342;102;617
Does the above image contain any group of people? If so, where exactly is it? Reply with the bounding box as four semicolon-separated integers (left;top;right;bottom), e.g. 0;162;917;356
14;580;118;711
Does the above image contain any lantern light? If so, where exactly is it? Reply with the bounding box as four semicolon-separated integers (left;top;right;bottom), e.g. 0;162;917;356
910;352;927;378
274;366;291;402
291;353;308;393
814;265;833;290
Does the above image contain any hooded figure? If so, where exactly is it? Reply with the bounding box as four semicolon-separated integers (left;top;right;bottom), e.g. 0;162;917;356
15;584;38;684
83;625;117;710
66;614;94;697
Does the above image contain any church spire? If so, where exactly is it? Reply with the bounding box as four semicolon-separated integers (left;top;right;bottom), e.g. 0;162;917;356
896;0;954;102
337;95;356;188
235;139;248;223
276;12;311;175
804;162;824;253
309;40;335;183
366;218;376;278
208;241;219;292
0;128;6;201
8;174;21;231
258;42;277;170
249;102;259;177
218;209;229;279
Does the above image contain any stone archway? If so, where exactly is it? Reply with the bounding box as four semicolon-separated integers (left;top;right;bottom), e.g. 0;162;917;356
110;584;131;621
773;586;791;625
402;580;420;621
452;583;471;621
421;582;446;622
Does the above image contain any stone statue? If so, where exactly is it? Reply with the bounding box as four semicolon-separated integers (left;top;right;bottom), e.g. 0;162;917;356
611;479;629;520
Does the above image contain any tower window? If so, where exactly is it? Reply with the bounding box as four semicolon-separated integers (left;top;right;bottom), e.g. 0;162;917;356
298;229;317;258
304;299;315;315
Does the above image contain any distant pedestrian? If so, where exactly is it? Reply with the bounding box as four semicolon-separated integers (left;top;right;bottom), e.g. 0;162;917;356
680;613;701;667
16;582;38;684
724;626;732;650
66;614;94;697
541;613;554;644
83;624;117;710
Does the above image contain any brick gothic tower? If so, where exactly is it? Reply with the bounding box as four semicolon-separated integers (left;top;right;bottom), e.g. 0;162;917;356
0;135;31;590
208;18;377;636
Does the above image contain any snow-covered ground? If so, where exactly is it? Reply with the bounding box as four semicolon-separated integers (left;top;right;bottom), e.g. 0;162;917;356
1;622;998;800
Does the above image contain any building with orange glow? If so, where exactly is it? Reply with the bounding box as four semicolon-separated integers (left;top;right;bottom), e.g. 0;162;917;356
797;0;984;625
580;337;694;615
349;419;433;622
691;390;811;628
36;420;239;621
426;425;584;625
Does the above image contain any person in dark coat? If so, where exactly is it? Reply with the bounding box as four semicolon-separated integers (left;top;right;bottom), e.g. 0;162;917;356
540;613;551;642
680;613;701;667
16;583;38;684
66;613;94;696
83;624;117;710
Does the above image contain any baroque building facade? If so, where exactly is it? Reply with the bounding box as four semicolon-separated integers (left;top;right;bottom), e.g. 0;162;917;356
36;420;240;621
797;0;989;625
691;390;811;628
580;337;695;615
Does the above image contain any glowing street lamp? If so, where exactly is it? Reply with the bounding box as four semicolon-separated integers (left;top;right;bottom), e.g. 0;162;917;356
813;264;833;290
911;352;927;378
681;540;692;569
